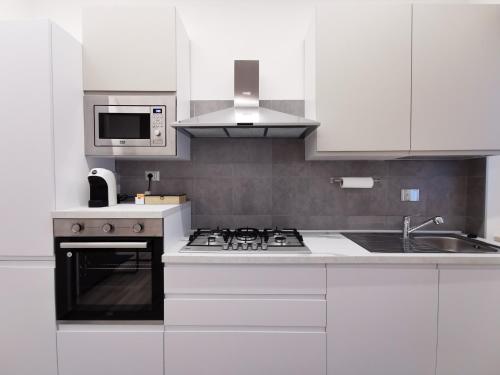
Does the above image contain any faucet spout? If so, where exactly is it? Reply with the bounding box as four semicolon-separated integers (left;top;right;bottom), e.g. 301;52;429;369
403;216;444;239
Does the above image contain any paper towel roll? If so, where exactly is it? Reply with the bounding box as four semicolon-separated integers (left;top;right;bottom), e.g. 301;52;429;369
340;177;375;189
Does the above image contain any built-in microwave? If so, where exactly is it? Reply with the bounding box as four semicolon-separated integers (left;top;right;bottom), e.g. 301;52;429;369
84;94;179;157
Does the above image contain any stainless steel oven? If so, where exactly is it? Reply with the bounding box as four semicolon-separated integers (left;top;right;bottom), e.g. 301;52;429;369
84;94;177;156
54;218;164;321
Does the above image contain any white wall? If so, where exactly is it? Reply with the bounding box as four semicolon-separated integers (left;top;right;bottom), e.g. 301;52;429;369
486;156;500;241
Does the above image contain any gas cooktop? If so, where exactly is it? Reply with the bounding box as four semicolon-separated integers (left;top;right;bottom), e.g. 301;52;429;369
180;227;311;254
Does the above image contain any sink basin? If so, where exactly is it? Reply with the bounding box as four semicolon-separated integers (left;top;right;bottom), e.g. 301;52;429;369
342;233;500;253
412;236;499;253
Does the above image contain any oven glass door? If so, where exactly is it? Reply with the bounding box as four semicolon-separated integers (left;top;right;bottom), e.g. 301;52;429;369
94;105;152;147
56;239;163;320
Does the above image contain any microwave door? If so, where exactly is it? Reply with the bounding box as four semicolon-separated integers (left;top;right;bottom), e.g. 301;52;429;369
94;105;152;147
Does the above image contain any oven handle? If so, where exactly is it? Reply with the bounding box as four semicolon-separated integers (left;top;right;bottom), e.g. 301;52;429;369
59;242;148;249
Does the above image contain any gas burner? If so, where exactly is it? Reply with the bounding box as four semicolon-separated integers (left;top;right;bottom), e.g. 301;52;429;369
182;227;310;254
211;226;229;236
264;227;282;236
274;235;287;245
235;228;259;242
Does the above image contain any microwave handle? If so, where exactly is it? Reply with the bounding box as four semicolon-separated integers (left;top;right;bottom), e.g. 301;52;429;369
60;242;148;249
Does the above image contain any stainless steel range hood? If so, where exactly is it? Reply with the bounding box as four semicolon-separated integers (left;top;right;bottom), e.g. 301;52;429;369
172;60;319;138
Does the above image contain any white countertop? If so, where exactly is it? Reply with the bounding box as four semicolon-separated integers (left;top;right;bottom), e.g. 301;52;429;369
52;202;190;219
162;231;500;265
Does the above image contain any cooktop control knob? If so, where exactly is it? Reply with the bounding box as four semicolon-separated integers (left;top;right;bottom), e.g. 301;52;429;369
241;243;248;250
251;243;259;250
222;243;229;250
71;223;82;233
102;223;113;233
261;243;268;250
232;243;239;250
132;223;143;233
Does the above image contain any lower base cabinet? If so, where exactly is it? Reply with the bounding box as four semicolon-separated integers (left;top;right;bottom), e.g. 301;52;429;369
164;330;326;375
327;265;439;375
57;325;164;375
437;265;500;375
0;261;58;375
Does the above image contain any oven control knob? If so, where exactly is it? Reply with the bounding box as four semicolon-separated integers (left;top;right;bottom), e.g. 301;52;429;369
132;223;143;233
154;130;162;137
222;243;229;250
251;243;259;250
102;223;113;233
71;223;82;233
232;243;239;250
241;243;248;250
261;243;268;250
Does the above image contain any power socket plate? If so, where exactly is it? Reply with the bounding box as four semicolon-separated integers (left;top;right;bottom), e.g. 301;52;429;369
145;171;160;181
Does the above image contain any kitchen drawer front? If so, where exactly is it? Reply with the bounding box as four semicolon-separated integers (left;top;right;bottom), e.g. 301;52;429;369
164;330;326;375
164;264;326;294
57;326;163;375
165;298;326;327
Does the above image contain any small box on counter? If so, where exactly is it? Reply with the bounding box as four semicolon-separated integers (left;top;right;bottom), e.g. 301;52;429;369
144;194;187;205
135;194;145;205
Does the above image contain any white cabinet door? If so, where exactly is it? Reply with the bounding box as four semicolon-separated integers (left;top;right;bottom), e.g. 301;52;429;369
0;262;57;375
327;265;438;375
83;6;177;91
437;266;500;375
0;20;55;256
165;264;326;294
412;5;500;151
165;331;326;375
309;4;411;153
57;325;163;375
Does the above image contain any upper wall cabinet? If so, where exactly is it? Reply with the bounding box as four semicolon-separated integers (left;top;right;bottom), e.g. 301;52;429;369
411;5;500;152
83;6;188;92
305;4;412;159
306;4;500;159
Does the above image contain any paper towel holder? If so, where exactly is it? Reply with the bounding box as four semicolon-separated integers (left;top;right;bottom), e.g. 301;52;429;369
329;177;382;184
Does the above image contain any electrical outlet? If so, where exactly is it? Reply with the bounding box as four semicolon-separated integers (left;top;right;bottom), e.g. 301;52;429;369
145;171;160;181
401;188;420;202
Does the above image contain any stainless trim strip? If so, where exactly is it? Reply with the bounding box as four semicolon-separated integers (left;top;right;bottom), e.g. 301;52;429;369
60;242;148;249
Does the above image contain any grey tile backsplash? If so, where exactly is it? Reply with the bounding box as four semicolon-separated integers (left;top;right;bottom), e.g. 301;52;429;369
116;100;486;234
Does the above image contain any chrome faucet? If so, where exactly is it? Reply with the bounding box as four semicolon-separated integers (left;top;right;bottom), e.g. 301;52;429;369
403;216;444;239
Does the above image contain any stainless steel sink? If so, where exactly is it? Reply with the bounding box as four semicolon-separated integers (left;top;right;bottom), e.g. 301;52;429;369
342;233;500;253
412;236;499;253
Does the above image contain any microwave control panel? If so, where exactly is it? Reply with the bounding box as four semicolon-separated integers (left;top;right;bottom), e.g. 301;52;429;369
151;106;166;146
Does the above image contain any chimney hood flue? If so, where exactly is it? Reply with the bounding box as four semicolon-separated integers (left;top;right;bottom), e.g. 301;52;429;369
172;60;319;138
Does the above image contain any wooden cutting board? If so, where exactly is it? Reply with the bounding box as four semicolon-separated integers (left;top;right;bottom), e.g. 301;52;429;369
144;194;187;204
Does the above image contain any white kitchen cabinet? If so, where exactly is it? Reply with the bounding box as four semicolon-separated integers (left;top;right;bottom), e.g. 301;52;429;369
164;264;326;294
0;20;92;257
165;330;326;375
57;325;164;375
164;264;327;375
83;6;189;94
327;265;438;375
0;262;57;375
436;265;500;375
305;4;412;159
165;298;326;327
412;5;500;153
